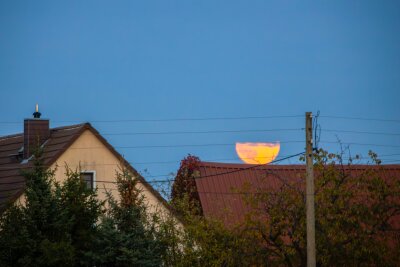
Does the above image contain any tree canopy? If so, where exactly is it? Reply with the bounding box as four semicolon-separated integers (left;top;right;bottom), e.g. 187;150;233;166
0;152;102;266
86;167;165;267
1;149;399;266
0;153;165;267
241;149;400;266
171;154;203;215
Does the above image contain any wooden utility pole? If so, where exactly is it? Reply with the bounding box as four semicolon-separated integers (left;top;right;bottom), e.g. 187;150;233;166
306;112;316;267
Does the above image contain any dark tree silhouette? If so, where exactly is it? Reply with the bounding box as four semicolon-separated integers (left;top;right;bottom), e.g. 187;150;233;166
171;155;203;215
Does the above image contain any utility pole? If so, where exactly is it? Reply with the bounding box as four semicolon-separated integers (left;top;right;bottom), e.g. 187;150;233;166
306;112;316;267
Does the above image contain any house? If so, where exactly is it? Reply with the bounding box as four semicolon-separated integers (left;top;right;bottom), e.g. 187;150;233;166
195;161;400;228
194;161;400;265
0;109;174;218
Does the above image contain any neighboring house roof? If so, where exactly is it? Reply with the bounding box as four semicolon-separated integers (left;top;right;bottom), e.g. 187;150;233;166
195;161;400;227
0;123;171;214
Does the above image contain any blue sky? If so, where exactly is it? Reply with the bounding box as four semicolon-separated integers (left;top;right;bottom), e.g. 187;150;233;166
1;1;399;182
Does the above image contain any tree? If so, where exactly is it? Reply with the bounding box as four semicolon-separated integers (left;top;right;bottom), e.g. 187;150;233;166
171;154;203;215
158;195;264;267
0;151;103;267
86;167;165;267
242;149;400;266
57;167;103;264
166;154;269;266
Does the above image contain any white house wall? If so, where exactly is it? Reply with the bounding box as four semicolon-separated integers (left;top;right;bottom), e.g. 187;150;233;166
48;129;170;216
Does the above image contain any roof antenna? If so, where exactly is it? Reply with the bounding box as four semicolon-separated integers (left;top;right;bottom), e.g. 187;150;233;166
33;104;41;119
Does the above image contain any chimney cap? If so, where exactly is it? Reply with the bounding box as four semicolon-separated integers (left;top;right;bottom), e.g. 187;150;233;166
33;104;41;119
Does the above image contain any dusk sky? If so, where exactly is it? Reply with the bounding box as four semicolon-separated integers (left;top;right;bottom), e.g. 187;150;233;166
1;1;399;182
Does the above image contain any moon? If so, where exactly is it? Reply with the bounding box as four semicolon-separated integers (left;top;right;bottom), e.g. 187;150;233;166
235;142;280;164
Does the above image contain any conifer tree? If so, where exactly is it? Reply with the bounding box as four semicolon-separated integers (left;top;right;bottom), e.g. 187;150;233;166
87;167;164;267
0;151;102;267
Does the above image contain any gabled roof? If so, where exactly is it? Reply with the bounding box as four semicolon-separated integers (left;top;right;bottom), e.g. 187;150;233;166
195;161;400;227
0;123;172;214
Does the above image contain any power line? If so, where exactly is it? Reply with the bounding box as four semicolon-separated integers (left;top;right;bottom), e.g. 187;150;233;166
2;128;302;137
381;159;400;163
0;153;399;172
7;128;400;137
66;141;301;150
97;128;302;136
41;140;400;150
1;157;399;194
192;152;306;181
0;153;304;170
322;129;400;136
2;114;399;124
320;141;400;148
320;116;400;123
0;141;300;153
108;153;400;165
139;152;306;195
0;152;306;186
0;115;304;124
97;187;289;196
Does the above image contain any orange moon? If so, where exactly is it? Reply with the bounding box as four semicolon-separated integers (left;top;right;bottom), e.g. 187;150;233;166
235;142;280;164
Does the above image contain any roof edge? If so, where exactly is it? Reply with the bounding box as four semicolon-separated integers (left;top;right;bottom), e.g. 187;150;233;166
51;123;183;224
199;161;400;170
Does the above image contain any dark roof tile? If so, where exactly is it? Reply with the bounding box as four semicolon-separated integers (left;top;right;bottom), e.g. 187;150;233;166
196;161;400;227
0;123;173;217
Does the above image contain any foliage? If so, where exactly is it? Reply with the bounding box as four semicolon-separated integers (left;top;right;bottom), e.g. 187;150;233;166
86;167;165;267
171;154;203;215
242;149;400;266
3;147;397;266
0;150;102;267
0;153;166;267
58;168;103;262
158;193;267;267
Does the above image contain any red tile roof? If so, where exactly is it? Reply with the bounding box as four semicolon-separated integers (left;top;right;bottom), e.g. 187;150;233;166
196;161;400;227
0;123;86;210
0;123;171;214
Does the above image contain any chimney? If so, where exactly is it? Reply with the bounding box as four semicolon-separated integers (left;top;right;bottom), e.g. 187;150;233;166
23;104;50;159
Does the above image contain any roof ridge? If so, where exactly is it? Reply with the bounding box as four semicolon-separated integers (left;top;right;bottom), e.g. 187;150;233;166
199;161;306;168
198;161;400;171
0;123;90;140
0;133;23;141
50;123;89;131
